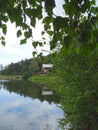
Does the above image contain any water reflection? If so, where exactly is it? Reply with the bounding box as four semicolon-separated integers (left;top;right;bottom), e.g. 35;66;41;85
0;80;63;130
1;80;60;103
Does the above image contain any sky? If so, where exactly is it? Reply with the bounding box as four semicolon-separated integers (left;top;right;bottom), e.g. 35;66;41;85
0;21;50;66
1;0;97;66
0;0;64;66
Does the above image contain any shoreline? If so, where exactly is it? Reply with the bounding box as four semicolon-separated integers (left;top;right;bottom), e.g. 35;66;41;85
0;75;22;80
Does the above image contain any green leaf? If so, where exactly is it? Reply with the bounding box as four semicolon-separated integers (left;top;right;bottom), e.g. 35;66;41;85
30;18;36;27
17;30;22;37
50;40;56;50
1;36;5;41
44;24;51;31
81;1;90;13
45;0;55;14
64;35;72;49
22;23;29;30
47;31;54;36
63;2;76;17
1;41;6;46
38;42;43;46
41;31;45;35
8;8;23;25
61;35;73;55
36;5;43;19
24;31;31;38
32;41;43;48
22;0;27;9
20;39;26;44
2;16;8;22
52;32;62;43
15;16;23;27
32;51;37;57
53;17;68;31
42;16;53;24
2;24;7;35
24;8;33;18
55;32;62;41
32;41;38;48
24;5;42;19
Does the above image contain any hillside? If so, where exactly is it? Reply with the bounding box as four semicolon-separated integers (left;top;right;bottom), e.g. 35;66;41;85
0;54;56;79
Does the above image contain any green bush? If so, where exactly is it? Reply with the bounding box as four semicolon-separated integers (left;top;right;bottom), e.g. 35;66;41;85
55;50;98;130
22;72;33;79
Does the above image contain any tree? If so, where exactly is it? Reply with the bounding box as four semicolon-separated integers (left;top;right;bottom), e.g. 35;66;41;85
0;58;40;76
0;0;97;55
0;64;3;71
53;51;98;130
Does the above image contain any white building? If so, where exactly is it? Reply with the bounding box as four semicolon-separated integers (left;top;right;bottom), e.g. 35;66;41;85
42;64;53;73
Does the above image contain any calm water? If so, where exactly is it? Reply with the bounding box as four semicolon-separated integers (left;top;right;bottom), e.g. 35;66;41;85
0;80;63;130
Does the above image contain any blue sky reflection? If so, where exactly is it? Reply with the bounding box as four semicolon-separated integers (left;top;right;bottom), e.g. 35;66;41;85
0;88;63;130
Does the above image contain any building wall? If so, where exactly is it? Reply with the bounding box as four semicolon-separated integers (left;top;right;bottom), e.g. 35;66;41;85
42;64;53;73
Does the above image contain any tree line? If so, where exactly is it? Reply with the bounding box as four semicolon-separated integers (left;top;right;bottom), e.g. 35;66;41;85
0;54;55;78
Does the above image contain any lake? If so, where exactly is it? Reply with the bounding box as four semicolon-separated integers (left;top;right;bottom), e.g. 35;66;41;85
0;80;64;130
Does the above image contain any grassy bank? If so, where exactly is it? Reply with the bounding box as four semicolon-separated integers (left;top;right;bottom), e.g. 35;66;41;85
29;73;63;90
29;74;57;86
0;75;22;80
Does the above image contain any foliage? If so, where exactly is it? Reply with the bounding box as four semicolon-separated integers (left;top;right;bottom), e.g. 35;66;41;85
29;73;58;87
2;80;59;103
22;71;32;79
0;58;40;76
0;0;97;55
54;50;98;130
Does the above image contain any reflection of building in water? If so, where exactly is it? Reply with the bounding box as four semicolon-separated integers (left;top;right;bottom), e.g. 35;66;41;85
42;64;53;73
42;86;53;95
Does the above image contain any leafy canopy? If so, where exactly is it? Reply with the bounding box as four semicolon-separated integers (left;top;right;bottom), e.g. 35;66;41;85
0;0;98;55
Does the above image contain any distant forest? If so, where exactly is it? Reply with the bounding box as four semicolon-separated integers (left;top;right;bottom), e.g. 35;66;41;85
0;54;56;78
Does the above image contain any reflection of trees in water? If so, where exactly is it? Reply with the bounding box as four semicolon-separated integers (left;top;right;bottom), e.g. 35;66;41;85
0;80;60;104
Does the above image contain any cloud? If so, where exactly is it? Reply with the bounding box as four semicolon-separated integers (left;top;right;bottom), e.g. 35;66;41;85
0;23;32;65
0;94;64;130
0;0;65;66
0;20;50;66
